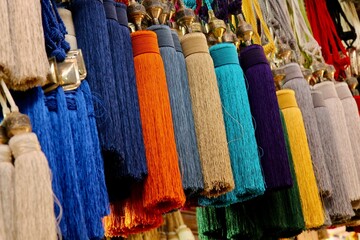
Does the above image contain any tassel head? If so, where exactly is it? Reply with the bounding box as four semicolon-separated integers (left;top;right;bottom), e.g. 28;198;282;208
311;61;327;83
323;64;336;81
143;0;163;24
235;14;253;46
3;112;32;138
128;0;147;30
175;7;195;34
272;68;286;90
208;10;226;43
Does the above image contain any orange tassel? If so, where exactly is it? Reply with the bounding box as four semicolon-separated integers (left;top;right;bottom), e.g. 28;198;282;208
103;184;163;237
132;30;185;213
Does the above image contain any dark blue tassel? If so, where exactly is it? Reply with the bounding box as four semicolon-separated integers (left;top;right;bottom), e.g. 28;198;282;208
45;88;89;239
147;25;203;197
103;0;147;199
71;0;133;201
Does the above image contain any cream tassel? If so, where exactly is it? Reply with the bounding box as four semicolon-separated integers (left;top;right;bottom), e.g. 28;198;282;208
6;0;49;90
0;80;57;240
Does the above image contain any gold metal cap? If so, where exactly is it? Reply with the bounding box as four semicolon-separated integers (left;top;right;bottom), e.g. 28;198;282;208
208;10;226;42
236;14;253;46
3;112;32;138
143;0;163;24
176;7;195;33
128;0;147;30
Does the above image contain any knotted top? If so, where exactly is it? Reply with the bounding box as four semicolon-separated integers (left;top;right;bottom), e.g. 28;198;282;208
115;2;128;26
276;89;298;110
171;31;182;53
180;33;209;58
335;82;352;100
58;8;76;36
313;81;338;100
131;31;160;57
148;25;175;48
311;90;326;108
281;62;304;84
104;0;118;21
239;44;269;72
9;133;41;159
0;145;12;164
210;43;239;68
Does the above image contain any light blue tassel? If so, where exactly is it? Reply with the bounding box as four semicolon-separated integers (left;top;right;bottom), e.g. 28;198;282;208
199;43;265;207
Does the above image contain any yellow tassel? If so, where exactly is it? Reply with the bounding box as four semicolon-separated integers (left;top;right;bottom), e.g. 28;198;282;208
277;89;325;228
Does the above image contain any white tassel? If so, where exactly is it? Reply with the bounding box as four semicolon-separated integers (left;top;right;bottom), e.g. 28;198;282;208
0;143;14;239
9;132;57;240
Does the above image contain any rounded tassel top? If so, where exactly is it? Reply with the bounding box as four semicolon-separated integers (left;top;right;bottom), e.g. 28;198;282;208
132;31;160;56
335;82;352;100
311;91;326;108
281;63;304;83
181;33;210;57
147;25;175;48
314;81;339;100
115;2;129;26
210;43;239;67
277;89;298;109
239;45;269;71
171;31;182;53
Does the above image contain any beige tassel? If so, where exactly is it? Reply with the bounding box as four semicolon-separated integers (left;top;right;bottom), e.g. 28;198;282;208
0;128;14;240
166;213;179;240
0;80;57;240
180;32;234;198
6;0;49;90
172;210;195;240
0;0;14;81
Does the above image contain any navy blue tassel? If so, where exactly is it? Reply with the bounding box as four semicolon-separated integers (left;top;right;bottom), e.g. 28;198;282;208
103;0;147;199
71;0;134;201
147;25;203;197
45;88;89;239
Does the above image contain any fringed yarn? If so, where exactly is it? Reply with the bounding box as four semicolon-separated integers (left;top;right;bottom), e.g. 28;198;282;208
199;43;265;207
148;25;203;198
314;82;360;204
197;207;226;239
132;30;185;213
7;0;49;90
281;63;332;197
311;90;354;222
239;44;292;190
0;144;14;239
11;133;57;239
71;0;133;201
0;0;14;81
181;32;234;198
277;89;325;228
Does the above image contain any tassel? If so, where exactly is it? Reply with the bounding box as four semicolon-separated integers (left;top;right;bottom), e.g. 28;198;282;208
166;213;179;240
7;0;49;90
0;0;14;81
199;43;265;207
148;25;203;199
277;89;324;228
246;110;305;239
197;207;227;239
180;32;234;198
311;90;354;223
172;210;195;240
45;88;88;239
313;82;360;206
281;63;332;197
103;0;147;198
65;89;106;238
355;96;360;114
71;0;134;201
336;83;360;185
57;6;110;218
0;129;14;239
239;44;292;190
103;184;163;237
225;204;262;239
171;30;204;201
131;30;185;213
1;82;57;239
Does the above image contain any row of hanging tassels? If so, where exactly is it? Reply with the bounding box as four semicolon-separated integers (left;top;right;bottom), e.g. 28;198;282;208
1;0;360;239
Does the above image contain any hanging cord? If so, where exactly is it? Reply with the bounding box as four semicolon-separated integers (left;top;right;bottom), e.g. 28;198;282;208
305;0;350;79
339;1;360;49
266;0;300;60
212;0;229;23
41;0;70;62
242;0;276;57
287;0;324;67
326;0;357;49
